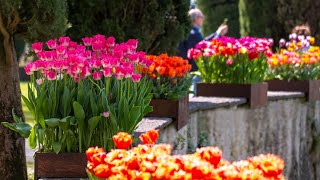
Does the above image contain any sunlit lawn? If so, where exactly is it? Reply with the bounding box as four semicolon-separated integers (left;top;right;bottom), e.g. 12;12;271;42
20;82;34;125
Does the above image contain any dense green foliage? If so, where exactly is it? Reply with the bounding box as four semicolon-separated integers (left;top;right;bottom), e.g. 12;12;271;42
238;0;276;38
0;0;68;42
66;0;191;55
197;0;240;38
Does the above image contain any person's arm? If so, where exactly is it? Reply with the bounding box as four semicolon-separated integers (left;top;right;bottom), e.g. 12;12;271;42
205;25;228;41
204;32;219;41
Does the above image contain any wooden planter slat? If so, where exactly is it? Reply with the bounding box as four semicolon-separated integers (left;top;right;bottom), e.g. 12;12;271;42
146;95;189;130
267;80;320;101
34;152;87;179
196;83;268;108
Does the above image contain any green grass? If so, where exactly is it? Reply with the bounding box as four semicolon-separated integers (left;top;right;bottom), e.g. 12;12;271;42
20;82;34;125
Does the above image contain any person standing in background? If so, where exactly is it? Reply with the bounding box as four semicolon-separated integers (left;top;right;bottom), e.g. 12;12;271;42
177;8;228;95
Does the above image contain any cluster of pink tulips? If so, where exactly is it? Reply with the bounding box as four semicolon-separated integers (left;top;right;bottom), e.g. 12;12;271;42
26;34;152;83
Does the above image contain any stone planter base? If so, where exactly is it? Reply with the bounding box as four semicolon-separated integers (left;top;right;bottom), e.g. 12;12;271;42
146;96;189;130
267;80;320;101
196;83;268;108
34;152;87;179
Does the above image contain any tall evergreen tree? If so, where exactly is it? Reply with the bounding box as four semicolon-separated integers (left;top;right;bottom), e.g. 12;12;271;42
0;0;67;179
238;0;276;37
66;0;191;55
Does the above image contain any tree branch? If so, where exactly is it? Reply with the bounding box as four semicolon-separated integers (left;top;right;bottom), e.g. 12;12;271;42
0;10;13;65
9;9;20;32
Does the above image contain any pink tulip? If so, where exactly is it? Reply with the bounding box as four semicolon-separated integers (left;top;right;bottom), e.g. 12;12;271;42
46;39;57;49
76;45;86;53
25;62;39;75
115;66;124;80
46;70;57;80
226;59;233;66
68;41;78;50
56;45;67;55
122;64;134;78
113;49;123;59
127;39;138;49
84;50;92;59
70;65;81;74
103;68;112;77
195;41;209;49
101;57;112;68
81;66;91;78
102;111;110;118
93;34;106;43
92;59;102;69
25;65;32;75
279;39;286;47
92;71;102;80
265;50;273;58
126;54;139;62
289;33;297;41
59;36;71;46
36;78;44;85
141;59;153;67
106;37;115;47
132;74;142;82
92;42;104;51
82;37;92;46
43;51;55;61
32;42;43;53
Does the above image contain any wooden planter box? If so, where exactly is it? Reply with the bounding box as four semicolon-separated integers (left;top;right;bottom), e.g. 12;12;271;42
196;83;268;108
34;152;87;179
267;80;320;101
146;95;189;130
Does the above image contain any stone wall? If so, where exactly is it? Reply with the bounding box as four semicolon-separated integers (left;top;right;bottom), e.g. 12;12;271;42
157;94;320;180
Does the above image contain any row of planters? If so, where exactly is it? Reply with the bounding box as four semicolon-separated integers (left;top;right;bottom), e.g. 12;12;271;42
1;33;318;179
189;34;320;107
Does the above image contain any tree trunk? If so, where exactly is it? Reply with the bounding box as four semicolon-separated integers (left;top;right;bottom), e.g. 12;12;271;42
0;35;28;179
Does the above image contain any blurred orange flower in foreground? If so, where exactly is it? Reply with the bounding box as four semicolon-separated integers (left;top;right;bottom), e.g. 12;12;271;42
87;130;285;180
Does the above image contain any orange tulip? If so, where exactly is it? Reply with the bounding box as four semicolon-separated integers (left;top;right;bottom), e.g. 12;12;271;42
168;68;176;78
112;132;132;149
156;66;166;75
139;129;159;145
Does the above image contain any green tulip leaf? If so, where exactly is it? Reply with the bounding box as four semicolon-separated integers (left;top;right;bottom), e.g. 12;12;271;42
28;127;37;149
69;116;77;126
59;116;71;130
53;142;62;154
2;122;32;138
12;109;22;123
45;118;60;128
88;116;101;131
73;101;85;122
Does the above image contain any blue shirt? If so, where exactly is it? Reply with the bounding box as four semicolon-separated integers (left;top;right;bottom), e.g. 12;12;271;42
177;26;219;71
